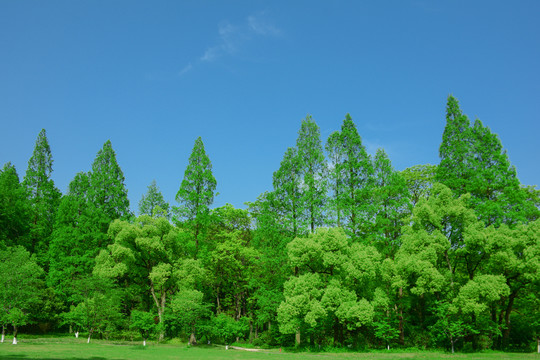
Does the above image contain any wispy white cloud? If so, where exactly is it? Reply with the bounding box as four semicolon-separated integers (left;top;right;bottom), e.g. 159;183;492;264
178;63;193;76
178;12;281;72
248;14;281;36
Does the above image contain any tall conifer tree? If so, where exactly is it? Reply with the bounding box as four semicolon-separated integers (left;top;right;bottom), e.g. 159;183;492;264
436;96;537;226
273;147;304;237
0;163;31;248
23;129;61;266
295;115;327;233
335;114;373;238
89;140;130;224
139;180;170;218
175;137;217;256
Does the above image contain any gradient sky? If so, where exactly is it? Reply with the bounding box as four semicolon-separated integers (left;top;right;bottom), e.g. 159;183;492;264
1;1;539;213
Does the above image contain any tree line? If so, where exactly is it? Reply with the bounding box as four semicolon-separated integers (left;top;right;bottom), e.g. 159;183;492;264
0;96;539;352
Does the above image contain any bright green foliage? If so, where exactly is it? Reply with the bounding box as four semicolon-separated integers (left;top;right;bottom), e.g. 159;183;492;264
139;180;170;218
130;310;156;345
167;290;209;344
63;276;122;343
278;228;376;345
295;115;327;233
371;149;411;258
373;318;400;350
0;246;44;342
211;313;250;344
48;172;108;301
23;129;61;266
436;96;537;226
401;164;437;206
0;163;30;248
272;148;304;236
89;140;130;223
94;215;183;336
174;137;217;256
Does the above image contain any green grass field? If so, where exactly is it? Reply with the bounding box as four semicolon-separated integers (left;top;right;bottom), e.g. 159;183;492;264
0;337;537;360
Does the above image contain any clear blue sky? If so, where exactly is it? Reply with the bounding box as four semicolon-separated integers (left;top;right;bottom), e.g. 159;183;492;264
1;1;538;212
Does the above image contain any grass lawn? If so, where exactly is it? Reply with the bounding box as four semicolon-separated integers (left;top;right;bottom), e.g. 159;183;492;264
0;337;536;360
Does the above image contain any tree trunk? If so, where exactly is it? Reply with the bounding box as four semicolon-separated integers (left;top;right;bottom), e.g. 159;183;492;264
1;325;4;343
398;287;405;345
12;325;18;345
503;291;517;349
87;328;93;343
75;331;79;338
451;337;455;354
150;283;166;340
189;332;197;345
295;329;301;346
143;339;147;346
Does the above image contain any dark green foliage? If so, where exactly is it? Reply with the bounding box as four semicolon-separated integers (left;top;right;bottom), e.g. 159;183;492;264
48;172;108;301
23;129;62;267
436;96;538;226
0;163;31;248
174;137;217;256
89;140;130;222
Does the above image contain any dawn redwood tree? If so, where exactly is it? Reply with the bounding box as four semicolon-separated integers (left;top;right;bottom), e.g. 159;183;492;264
436;96;537;226
400;164;437;207
23;129;61;267
89;140;130;225
0;162;31;248
334;114;373;239
174;137;217;257
295;115;327;233
325;131;345;227
272;147;304;237
139;179;170;218
48;172;108;302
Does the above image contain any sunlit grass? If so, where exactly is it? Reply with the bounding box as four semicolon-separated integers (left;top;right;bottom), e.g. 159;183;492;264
0;336;536;360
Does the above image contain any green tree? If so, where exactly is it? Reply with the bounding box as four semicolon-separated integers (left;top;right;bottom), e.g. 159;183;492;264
94;215;185;339
436;95;537;226
130;310;156;346
0;163;30;248
23;129;61;267
139;179;170;218
325;131;345;227
48;172;107;302
371;148;411;258
0;246;44;344
174;137;217;257
401;164;437;206
295;115;327;233
89;140;130;224
272;148;304;237
334;114;374;238
63;275;122;343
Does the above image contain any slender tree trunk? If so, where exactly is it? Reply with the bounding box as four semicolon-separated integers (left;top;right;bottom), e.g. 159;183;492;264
451;337;455;354
75;331;79;338
398;287;404;345
1;325;4;343
87;328;93;343
295;329;301;346
143;338;147;346
503;291;517;349
12;325;18;345
150;283;166;340
189;329;197;345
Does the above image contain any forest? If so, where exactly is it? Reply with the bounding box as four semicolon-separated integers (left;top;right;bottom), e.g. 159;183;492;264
0;95;539;353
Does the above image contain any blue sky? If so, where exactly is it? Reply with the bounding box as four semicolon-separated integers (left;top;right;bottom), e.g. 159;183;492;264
1;1;538;212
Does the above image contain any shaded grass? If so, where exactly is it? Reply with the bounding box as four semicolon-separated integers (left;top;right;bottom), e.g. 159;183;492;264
0;337;537;360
